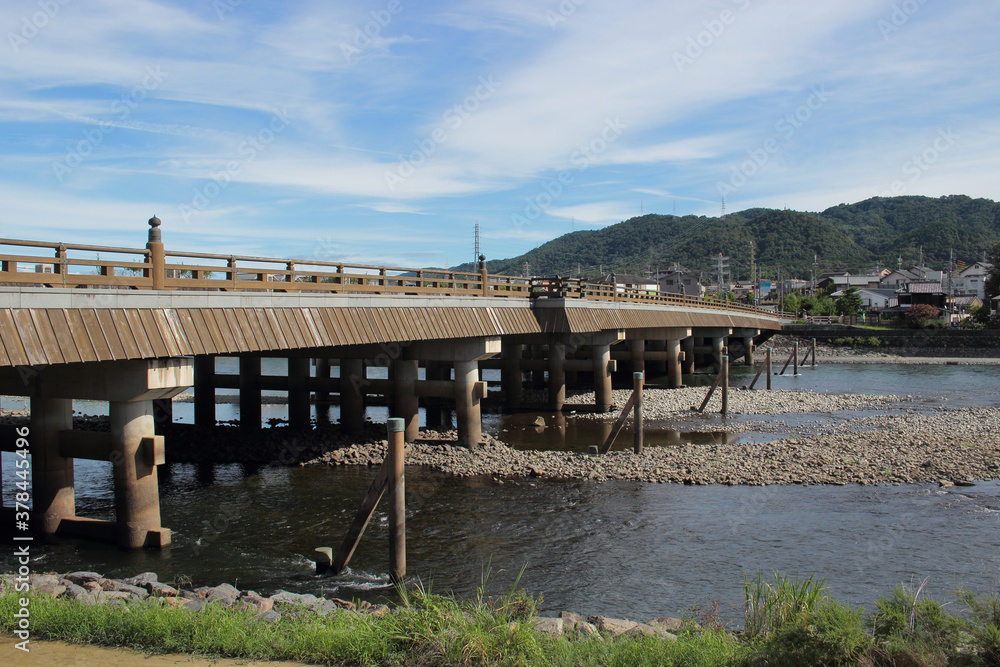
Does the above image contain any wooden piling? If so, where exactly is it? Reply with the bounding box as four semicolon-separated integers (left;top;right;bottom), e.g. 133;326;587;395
812;338;817;367
632;372;643;455
793;340;799;375
387;417;406;582
721;355;729;415
766;347;772;390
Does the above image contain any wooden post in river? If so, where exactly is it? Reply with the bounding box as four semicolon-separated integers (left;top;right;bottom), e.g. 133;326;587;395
387;418;406;582
632;371;643;455
812;338;817;368
721;355;729;416
793;339;799;376
766;347;772;390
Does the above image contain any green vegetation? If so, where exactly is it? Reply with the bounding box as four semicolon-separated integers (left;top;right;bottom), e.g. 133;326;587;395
831;336;882;348
836;287;863;318
905;304;942;328
466;195;1000;281
4;574;1000;666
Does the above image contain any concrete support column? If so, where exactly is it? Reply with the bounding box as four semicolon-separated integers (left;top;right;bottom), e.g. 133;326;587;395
531;345;546;388
712;336;725;370
651;340;668;375
548;341;566;412
315;358;332;426
392;358;419;442
667;338;683;389
502;343;523;410
152;398;172;435
193;355;215;429
593;344;613;413
110;400;168;549
743;337;755;366
454;359;482;449
287;357;310;430
239;355;262;430
631;339;645;376
340;359;365;435
423;362;445;429
682;337;695;375
30;397;75;535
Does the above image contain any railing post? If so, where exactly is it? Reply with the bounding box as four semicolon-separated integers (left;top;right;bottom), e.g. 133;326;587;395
478;254;488;296
228;256;237;291
146;215;165;290
55;243;68;287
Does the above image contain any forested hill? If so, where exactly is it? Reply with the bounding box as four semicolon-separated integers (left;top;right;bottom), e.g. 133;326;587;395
462;195;1000;280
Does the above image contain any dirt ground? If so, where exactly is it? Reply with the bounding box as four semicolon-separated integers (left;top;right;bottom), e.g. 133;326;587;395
2;635;308;666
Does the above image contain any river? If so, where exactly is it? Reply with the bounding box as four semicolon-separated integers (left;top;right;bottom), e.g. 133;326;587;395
2;362;999;624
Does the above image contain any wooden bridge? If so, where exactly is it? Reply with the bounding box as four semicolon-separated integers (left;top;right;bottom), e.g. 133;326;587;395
0;217;785;550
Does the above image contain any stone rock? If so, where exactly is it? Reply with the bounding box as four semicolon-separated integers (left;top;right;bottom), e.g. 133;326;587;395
532;617;564;636
939;480;954;488
178;590;199;600
310;600;339;616
123;572;158;587
96;591;133;603
238;592;273;614
558;611;585;630
30;574;60;588
184;599;206;612
647;616;685;632
626;623;678;640
271;590;318;606
59;582;89;600
211;583;241;598
34;582;66;598
588;616;638;636
147;582;178;597
954;480;976;487
107;581;148;598
82;581;103;593
258;610;282;623
330;597;355;610
64;571;104;586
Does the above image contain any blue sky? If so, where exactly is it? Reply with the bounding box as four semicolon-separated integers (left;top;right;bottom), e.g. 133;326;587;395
2;0;998;270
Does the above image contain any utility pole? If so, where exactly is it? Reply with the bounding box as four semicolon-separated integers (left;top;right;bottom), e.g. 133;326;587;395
474;222;480;267
523;261;530;278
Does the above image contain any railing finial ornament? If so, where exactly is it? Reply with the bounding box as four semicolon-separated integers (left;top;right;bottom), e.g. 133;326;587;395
148;215;162;243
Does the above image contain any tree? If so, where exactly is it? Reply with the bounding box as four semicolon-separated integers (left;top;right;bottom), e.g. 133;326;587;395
780;293;801;316
904;304;940;328
836;287;863;317
985;240;1000;306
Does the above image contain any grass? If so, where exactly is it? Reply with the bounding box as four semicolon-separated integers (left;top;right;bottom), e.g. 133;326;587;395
2;573;999;666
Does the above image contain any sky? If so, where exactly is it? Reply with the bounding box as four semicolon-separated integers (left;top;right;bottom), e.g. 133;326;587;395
1;0;999;270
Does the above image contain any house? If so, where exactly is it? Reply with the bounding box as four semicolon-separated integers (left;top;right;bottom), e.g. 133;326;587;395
817;273;880;292
856;288;898;311
599;273;658;294
897;281;946;309
954;262;992;300
654;266;703;297
880;269;918;290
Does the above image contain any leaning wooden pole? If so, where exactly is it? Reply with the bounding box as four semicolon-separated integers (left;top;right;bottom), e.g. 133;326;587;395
697;365;726;413
632;372;644;455
748;347;770;390
387;417;406;582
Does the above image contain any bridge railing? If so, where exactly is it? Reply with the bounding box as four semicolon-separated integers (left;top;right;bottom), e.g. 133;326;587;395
530;276;772;315
0;234;772;316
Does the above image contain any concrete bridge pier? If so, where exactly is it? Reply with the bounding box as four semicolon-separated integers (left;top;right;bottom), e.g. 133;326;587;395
239;354;262;430
548;339;567;412
339;358;366;435
701;328;733;371
31;397;75;535
733;328;760;366
287;357;310;430
501;342;523;410
423;361;450;429
583;331;623;413
1;358;191;549
630;339;645;377
392;356;420;442
314;358;332;426
682;337;695;375
410;338;499;449
194;355;216;428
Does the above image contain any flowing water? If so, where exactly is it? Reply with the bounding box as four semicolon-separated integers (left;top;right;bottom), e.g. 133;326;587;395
2;363;999;623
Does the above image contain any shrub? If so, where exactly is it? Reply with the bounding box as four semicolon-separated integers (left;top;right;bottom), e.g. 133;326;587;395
749;599;872;667
866;336;881;347
904;304;941;329
869;583;967;665
743;572;827;640
957;589;1000;665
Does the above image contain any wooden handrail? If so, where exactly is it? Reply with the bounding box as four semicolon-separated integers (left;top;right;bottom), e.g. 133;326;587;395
0;235;780;317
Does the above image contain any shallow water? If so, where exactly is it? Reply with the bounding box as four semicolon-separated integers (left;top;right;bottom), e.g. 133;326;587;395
2;363;999;623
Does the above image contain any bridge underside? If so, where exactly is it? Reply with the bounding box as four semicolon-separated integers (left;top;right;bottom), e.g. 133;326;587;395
0;289;783;549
